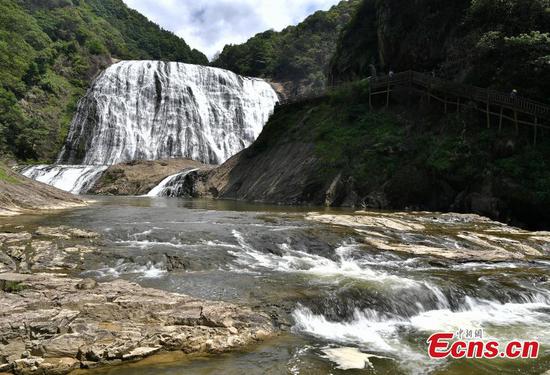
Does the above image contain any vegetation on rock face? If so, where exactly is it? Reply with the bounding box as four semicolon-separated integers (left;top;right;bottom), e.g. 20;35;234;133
246;81;550;228
0;164;20;184
213;0;361;96
330;0;550;102
0;0;207;162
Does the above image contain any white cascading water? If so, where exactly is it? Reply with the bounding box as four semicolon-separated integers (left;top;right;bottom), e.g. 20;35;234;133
21;60;279;194
19;165;109;194
59;61;279;165
146;168;199;197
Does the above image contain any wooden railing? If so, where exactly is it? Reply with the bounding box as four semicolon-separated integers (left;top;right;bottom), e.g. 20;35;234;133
278;70;550;142
369;71;550;120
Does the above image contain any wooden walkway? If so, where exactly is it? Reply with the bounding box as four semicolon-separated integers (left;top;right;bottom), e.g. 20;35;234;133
280;70;550;144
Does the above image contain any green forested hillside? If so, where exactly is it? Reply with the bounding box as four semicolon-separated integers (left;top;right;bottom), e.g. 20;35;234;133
329;0;550;102
214;0;361;96
0;0;207;162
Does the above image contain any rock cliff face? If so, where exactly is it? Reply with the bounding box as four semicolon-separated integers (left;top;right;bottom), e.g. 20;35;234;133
189;141;325;205
183;91;550;230
329;0;550;101
329;0;470;82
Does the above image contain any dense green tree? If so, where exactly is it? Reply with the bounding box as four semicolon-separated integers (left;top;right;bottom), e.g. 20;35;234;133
330;0;550;102
214;0;361;96
0;0;207;162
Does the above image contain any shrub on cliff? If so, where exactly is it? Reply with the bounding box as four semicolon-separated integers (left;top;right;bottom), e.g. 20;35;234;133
330;0;550;102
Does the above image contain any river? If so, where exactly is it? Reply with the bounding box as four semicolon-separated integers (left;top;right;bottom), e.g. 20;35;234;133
4;196;549;374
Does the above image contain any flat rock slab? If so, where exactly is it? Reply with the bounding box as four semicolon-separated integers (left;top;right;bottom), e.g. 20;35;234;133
307;212;550;261
0;273;274;374
0;226;104;274
0;165;85;217
90;159;213;196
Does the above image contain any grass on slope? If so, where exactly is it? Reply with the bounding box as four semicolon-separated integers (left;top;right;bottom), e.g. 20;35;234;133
0;165;20;184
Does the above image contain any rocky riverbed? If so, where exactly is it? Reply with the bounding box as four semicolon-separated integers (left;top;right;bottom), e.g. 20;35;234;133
307;211;550;261
0;273;273;375
0;223;274;375
1;198;549;374
0;225;101;274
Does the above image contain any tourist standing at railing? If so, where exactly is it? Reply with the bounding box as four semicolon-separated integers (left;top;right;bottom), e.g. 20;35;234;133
510;89;518;100
368;64;377;80
389;69;395;79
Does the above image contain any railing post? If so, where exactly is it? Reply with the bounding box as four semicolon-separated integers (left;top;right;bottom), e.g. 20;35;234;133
407;71;412;107
534;117;538;145
486;91;491;129
369;79;372;110
386;76;391;108
498;106;503;133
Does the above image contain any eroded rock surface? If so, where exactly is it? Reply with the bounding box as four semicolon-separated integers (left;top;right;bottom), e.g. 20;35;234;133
0;273;274;374
0;226;102;274
307;211;550;261
0;165;84;217
89;159;212;196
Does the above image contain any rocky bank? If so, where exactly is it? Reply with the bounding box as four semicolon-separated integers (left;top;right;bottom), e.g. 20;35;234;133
307;211;550;261
89;159;212;196
0;273;273;375
0;223;274;374
0;165;84;217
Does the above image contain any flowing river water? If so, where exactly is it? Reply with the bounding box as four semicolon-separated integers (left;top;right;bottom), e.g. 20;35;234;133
3;196;550;374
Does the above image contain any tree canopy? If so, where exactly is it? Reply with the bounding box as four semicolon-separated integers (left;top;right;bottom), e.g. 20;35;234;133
214;0;361;96
0;0;207;161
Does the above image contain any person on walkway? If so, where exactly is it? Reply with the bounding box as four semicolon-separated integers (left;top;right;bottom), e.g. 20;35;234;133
368;64;377;80
389;69;395;78
510;89;518;100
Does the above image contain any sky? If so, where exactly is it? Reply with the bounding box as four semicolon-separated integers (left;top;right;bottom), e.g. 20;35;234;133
122;0;342;60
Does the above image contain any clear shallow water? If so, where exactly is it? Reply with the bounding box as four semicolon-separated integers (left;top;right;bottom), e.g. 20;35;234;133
4;196;550;374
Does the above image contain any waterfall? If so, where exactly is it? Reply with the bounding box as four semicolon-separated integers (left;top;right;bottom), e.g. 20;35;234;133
21;61;279;194
59;60;279;165
146;168;199;197
20;165;108;194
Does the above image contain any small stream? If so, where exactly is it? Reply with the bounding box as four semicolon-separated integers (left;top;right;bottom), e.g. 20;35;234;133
4;196;549;374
